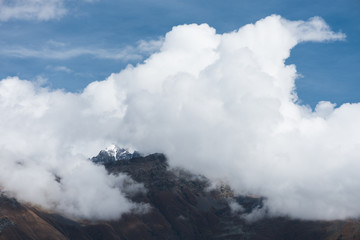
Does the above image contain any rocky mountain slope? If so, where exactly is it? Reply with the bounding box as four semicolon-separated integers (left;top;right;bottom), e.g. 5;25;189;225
0;151;360;239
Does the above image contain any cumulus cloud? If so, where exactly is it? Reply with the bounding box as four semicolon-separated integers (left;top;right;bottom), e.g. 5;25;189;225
0;0;66;21
0;15;355;221
0;76;147;220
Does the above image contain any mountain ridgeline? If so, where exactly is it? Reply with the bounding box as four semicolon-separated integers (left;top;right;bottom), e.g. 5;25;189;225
0;147;359;239
91;145;141;163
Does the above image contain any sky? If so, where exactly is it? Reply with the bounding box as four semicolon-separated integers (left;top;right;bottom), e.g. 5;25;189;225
0;0;359;108
1;0;360;221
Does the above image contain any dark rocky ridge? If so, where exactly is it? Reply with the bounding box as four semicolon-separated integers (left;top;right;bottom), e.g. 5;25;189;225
0;153;360;239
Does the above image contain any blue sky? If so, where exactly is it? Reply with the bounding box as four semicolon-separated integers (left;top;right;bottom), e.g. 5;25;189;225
0;0;359;108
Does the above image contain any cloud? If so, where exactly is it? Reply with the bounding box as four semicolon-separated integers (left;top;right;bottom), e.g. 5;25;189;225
0;15;355;221
1;39;164;61
1;46;139;60
0;76;147;220
137;38;164;54
0;0;67;21
47;65;72;73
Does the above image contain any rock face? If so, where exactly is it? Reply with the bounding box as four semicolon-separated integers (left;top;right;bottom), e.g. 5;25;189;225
1;153;360;239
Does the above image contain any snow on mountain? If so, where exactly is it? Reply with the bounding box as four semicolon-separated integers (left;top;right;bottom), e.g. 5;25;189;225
105;144;122;158
91;145;141;163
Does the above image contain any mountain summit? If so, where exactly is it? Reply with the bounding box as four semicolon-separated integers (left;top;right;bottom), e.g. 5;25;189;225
91;144;141;163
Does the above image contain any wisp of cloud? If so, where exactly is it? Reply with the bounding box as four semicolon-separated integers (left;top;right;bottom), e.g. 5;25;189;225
0;0;66;21
1;15;357;220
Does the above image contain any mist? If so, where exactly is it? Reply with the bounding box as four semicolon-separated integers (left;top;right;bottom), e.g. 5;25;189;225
1;15;358;220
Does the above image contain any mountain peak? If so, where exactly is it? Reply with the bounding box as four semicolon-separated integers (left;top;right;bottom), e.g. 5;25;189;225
91;145;141;164
105;144;121;158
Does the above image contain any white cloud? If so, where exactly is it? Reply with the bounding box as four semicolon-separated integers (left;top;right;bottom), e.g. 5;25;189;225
229;200;244;214
1;46;138;60
1;39;164;61
0;15;356;221
0;76;147;220
47;65;72;73
242;206;268;223
137;38;164;54
0;0;67;21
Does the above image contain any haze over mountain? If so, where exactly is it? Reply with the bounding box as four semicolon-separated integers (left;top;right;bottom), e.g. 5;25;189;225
1;15;360;223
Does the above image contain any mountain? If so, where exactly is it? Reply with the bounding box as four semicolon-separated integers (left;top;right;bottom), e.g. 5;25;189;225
91;145;141;163
0;150;360;239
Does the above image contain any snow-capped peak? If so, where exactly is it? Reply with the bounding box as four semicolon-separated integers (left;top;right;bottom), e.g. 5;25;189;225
105;144;121;158
91;145;141;164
